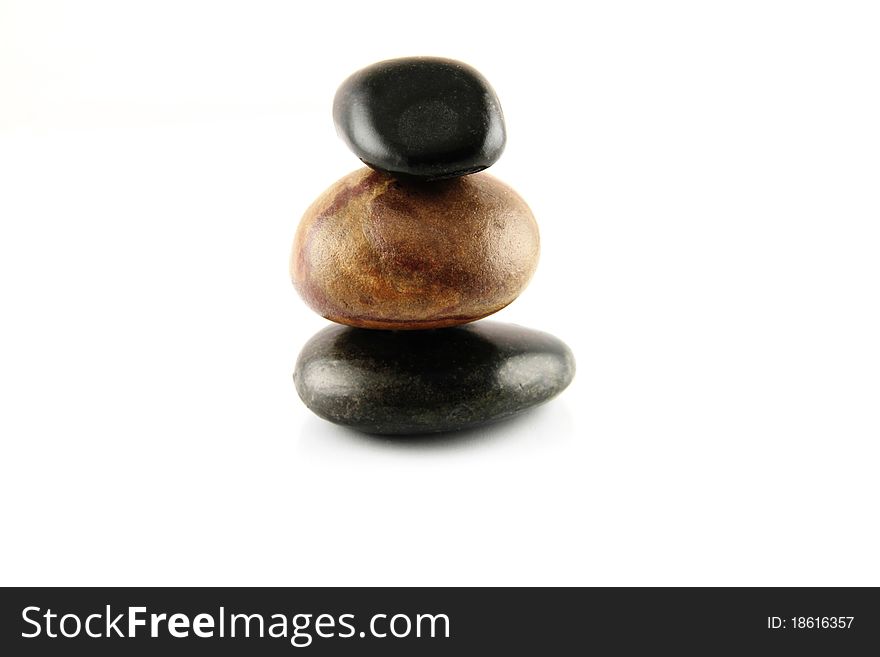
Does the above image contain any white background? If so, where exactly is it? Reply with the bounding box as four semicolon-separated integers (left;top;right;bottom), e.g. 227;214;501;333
1;1;878;586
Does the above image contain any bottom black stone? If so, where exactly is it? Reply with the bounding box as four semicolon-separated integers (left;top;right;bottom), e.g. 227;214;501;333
293;321;575;435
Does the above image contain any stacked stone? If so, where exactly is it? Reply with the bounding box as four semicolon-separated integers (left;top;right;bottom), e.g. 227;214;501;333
291;57;575;435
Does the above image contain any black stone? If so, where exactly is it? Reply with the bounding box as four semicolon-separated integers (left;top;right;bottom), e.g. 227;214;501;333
294;321;575;435
332;57;506;181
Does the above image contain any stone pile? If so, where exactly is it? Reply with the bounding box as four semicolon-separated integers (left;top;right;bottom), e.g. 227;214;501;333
291;57;575;434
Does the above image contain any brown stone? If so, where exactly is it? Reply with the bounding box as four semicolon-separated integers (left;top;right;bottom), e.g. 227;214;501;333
291;168;540;329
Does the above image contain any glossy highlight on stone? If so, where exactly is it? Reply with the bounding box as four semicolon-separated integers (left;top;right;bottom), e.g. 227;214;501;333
290;167;539;330
294;321;575;435
333;57;506;180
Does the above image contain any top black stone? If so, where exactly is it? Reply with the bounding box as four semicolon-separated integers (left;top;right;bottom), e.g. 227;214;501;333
332;57;506;180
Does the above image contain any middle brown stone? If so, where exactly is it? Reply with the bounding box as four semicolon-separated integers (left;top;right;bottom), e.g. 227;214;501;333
291;167;539;330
